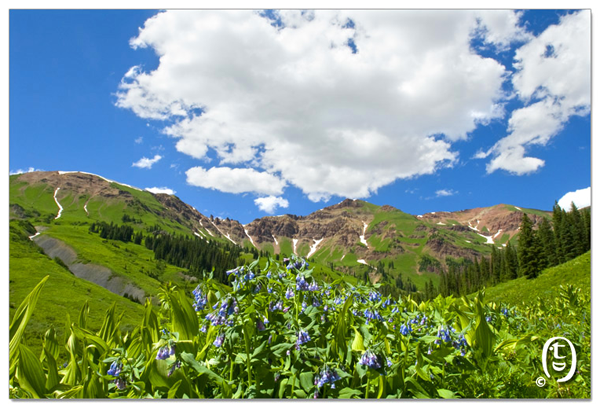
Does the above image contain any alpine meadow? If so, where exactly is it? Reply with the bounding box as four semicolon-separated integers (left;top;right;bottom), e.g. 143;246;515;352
8;8;592;400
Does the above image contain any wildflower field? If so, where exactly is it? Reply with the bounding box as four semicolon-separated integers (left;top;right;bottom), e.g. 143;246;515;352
9;255;590;399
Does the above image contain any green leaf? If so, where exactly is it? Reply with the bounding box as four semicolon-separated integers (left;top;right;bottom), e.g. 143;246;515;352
168;290;199;341
180;352;231;396
43;346;60;392
17;344;47;398
351;327;365;352
168;380;183;398
338;387;362;399
437;388;457;399
9;275;49;375
299;371;314;393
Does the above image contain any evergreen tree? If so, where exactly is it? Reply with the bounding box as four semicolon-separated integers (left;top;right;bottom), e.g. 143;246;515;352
518;213;542;279
537;217;557;266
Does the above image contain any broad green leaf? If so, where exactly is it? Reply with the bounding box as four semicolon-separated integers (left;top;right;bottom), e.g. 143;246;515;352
17;344;47;398
299;371;313;393
351;327;365;352
338;387;362;399
168;380;183;398
9;275;49;374
437;388;457;399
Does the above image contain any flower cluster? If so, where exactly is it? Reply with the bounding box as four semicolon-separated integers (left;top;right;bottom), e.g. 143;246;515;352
435;325;454;344
359;350;381;369
205;298;238;326
192;285;208;312
107;361;122;377
296;330;311;349
213;334;225;347
364;308;383;323
156;345;175;360
315;366;341;389
368;291;382;302
400;322;412;336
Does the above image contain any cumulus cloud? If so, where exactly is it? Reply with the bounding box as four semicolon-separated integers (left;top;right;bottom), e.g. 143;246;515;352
132;154;162;169
436;189;458;197
483;11;590;175
135;136;143;144
254;196;290;214
10;167;42;175
145;186;176;195
186;166;286;196
116;10;529;199
558;187;590;211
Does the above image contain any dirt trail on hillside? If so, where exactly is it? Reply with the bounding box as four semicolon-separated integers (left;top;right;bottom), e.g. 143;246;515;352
33;235;146;303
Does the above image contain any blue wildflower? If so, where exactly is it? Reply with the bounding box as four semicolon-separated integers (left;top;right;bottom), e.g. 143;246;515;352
359;350;381;369
213;334;225;348
107;361;122;377
316;366;341;388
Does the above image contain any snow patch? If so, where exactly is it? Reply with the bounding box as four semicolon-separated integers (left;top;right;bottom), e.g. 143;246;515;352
194;232;205;240
502;244;507;247
293;238;298;255
477;233;494;245
83;200;89;216
514;206;522;211
244;228;258;249
493;229;503;239
465;240;471;243
359;222;369;248
58;170;142;191
437;222;446;225
272;235;278;246
357;259;368;266
341;254;346;261
417;215;423;218
224;233;237;246
307;238;323;259
29;232;41;240
53;188;63;219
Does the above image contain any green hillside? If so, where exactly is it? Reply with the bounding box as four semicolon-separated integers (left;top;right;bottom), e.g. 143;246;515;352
482;251;591;307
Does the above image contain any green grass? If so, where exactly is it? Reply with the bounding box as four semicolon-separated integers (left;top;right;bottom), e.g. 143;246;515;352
482;252;590;306
43;224;193;297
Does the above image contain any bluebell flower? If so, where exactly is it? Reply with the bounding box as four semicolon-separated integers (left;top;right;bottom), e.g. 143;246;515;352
107;361;122;377
115;378;127;390
315;366;341;388
296;330;311;349
285;288;294;299
359;350;381;369
369;291;382;302
213;334;225;347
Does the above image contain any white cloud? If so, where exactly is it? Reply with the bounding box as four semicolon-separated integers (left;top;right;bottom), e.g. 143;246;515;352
558;187;590;211
254;196;290;214
186;166;286;196
145;186;176;195
132;154;162;169
483;11;590;175
135;136;143;144
10;167;42;175
116;10;528;199
436;189;458;197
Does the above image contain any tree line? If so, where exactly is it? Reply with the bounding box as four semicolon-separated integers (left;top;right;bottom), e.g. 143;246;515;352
433;203;590;299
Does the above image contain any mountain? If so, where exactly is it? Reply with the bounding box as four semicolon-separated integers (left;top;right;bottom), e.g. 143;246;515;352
10;171;551;286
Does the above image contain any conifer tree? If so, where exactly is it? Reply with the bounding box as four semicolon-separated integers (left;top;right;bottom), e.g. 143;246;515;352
518;213;542;279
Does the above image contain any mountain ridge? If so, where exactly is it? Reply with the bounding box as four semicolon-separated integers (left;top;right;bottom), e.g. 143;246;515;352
10;170;551;279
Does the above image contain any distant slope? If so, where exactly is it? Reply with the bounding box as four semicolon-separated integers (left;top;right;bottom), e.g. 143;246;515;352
482;251;591;306
9;220;146;356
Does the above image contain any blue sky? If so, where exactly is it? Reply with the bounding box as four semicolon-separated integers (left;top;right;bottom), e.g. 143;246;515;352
9;9;591;224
